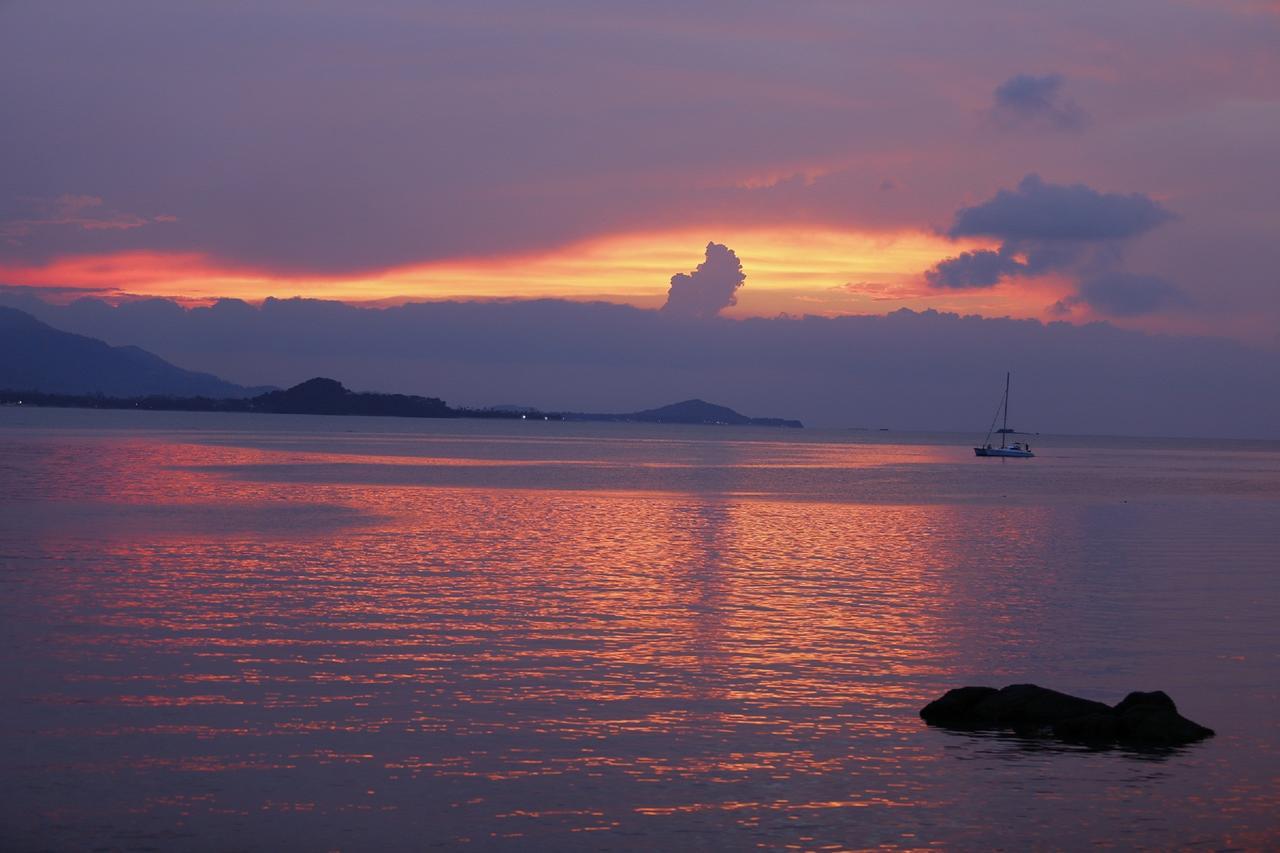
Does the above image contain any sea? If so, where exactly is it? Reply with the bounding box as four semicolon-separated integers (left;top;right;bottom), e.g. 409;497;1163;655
1;408;1277;850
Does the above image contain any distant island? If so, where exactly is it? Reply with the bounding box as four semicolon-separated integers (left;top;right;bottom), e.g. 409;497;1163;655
0;378;514;420
1;379;803;428
561;399;802;428
0;305;802;428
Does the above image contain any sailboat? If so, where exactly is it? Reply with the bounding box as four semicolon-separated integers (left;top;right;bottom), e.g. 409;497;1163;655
974;372;1035;458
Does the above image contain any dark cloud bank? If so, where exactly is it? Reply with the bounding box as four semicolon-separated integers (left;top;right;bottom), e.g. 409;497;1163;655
3;291;1277;439
1055;272;1190;318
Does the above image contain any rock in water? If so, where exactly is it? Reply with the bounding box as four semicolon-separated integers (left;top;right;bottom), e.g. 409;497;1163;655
920;684;1214;746
1112;691;1215;746
1052;712;1120;743
920;684;1110;728
1113;690;1176;714
968;684;1113;727
918;686;998;724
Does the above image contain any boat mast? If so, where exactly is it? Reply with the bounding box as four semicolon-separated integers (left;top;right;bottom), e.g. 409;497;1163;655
1003;372;1010;443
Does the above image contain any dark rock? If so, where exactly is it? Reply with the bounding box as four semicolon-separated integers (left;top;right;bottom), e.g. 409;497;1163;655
1109;690;1214;745
1053;712;1120;744
1114;690;1177;715
1117;705;1215;745
967;684;1113;727
921;683;1214;747
920;686;999;724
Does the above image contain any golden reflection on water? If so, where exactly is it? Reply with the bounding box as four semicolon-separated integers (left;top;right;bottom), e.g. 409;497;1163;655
1;423;1277;849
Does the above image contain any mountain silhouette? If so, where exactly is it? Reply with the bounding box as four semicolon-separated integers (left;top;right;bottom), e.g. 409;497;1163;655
562;398;802;428
1;307;803;426
252;378;451;416
0;306;266;398
631;398;801;427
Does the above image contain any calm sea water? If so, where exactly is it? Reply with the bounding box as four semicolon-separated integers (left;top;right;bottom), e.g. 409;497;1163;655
1;408;1278;850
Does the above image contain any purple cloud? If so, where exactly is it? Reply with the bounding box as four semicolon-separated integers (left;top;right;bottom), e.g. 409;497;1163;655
991;73;1087;131
661;243;745;319
927;174;1174;289
1056;272;1189;317
925;247;1026;289
947;174;1174;243
926;175;1186;313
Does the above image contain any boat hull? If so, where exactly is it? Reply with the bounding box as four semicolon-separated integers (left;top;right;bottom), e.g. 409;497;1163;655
974;447;1034;458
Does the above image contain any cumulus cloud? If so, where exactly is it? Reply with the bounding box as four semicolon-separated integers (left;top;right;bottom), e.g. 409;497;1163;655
661;242;745;319
1053;272;1189;317
926;174;1182;317
924;174;1186;314
948;174;1174;242
924;247;1026;289
990;73;1087;131
926;174;1175;289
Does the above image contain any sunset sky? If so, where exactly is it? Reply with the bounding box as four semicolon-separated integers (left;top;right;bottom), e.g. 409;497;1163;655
3;1;1278;344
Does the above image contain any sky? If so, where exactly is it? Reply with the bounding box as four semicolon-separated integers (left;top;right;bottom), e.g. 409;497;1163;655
2;1;1279;433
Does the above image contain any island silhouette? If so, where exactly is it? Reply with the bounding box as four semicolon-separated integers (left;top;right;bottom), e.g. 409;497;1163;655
2;378;803;428
0;307;802;427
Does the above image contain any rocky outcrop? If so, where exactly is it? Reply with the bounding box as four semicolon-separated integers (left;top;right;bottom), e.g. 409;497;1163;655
921;684;1214;747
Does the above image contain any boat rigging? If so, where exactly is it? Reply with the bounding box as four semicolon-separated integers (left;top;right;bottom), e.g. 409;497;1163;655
974;372;1035;458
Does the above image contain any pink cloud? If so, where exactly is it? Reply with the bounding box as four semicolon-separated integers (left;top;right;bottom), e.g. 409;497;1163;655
0;194;175;245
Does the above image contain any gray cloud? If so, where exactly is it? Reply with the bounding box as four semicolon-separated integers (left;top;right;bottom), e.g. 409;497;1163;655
927;175;1183;313
991;73;1086;131
661;242;745;318
1057;272;1190;317
927;241;1103;290
948;174;1174;242
924;247;1026;289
